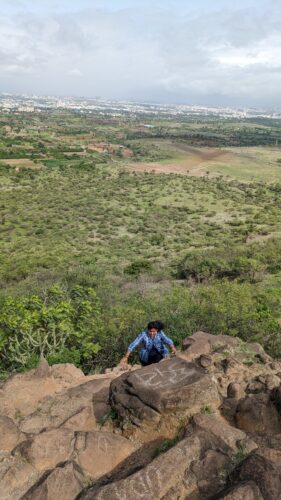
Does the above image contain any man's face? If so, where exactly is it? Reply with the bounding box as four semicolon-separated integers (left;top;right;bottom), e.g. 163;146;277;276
148;328;158;338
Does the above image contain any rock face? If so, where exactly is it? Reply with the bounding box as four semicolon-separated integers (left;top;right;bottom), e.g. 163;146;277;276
1;332;281;499
111;357;221;427
0;360;137;500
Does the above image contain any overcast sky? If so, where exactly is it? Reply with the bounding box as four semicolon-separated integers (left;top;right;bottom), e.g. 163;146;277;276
0;0;280;107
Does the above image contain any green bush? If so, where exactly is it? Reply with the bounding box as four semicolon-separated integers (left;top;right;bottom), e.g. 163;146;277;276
0;284;102;371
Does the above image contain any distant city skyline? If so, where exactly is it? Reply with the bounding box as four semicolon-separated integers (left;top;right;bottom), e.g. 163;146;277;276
0;0;280;107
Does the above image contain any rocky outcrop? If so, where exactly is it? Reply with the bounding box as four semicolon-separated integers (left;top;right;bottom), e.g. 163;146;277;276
1;332;281;499
0;361;138;499
111;357;221;430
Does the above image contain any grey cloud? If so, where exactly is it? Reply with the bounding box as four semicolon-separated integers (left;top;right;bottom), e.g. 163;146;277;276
0;4;280;106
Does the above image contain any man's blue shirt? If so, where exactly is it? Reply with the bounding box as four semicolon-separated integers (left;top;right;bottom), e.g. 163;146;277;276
128;330;174;363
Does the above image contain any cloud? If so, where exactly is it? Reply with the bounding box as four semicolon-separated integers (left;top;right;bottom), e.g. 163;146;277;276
68;68;82;77
0;2;280;106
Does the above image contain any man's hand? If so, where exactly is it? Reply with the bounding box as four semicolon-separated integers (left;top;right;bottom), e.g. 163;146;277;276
171;345;177;356
120;354;130;365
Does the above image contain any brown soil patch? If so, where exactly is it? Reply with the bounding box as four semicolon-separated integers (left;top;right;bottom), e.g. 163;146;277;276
127;147;229;176
0;159;44;169
64;151;86;156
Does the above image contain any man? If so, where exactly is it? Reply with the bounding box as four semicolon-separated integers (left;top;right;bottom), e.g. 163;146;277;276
120;321;177;366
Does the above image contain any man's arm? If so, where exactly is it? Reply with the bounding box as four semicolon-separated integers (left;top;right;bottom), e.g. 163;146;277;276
120;332;144;364
160;332;177;355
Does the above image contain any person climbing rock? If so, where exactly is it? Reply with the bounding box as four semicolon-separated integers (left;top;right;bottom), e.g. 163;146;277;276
120;321;177;366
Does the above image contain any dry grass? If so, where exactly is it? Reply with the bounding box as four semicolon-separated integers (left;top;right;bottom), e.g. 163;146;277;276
0;159;44;169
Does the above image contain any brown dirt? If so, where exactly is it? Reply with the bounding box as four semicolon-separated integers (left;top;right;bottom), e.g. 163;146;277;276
63;151;86;156
0;159;44;169
126;147;230;176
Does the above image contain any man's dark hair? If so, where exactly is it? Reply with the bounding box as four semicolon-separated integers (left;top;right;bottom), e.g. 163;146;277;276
155;320;165;331
147;321;164;331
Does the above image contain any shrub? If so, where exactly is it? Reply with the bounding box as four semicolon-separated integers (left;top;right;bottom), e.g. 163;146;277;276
0;284;102;371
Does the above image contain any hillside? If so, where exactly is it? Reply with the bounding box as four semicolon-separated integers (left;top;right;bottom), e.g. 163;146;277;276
0;109;281;377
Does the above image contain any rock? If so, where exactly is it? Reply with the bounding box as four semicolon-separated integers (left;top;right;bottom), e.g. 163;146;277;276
246;380;265;394
182;331;238;361
14;428;75;471
220;398;239;425
110;357;221;426
82;435;202;500
73;431;136;480
218;481;263;499
50;363;84;385
191;449;230;497
227;383;245;400
220;357;244;377
199;354;213;368
265;374;281;391
186;413;257;456
0;416;25;453
0;370;58;420
236;394;281;435
0;455;40;500
20;378;110;434
230;448;281;500
35;357;51;378
22;461;88;500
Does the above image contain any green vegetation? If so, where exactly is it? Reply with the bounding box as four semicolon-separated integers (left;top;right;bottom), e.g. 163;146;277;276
0;109;281;376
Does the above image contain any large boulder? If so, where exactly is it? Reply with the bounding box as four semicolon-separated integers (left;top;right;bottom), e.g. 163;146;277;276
22;461;89;500
236;394;281;435
0;360;88;421
186;413;257;455
83;415;254;500
230;447;281;500
14;428;75;471
0;370;58;420
82;434;202;500
181;331;239;361
218;481;263;499
19;378;111;434
14;428;136;480
73;431;136;480
110;357;221;426
0;455;40;500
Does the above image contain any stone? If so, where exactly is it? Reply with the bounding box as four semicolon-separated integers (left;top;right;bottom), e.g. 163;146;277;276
191;448;229;497
199;354;213;368
20;378;110;434
110;357;221;425
50;363;84;385
220;398;239;425
265;374;281;391
220;357;244;377
73;431;136;480
0;415;25;453
22;461;88;500
227;383;245;400
246;380;265;394
182;331;239;361
218;481;263;499
82;435;202;500
0;370;58;420
14;428;75;471
0;455;40;500
230;448;281;500
236;394;281;435
186;413;257;456
35;357;51;378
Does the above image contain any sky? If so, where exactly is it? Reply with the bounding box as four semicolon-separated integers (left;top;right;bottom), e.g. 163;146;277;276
0;0;280;107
